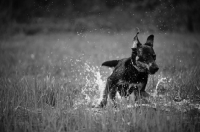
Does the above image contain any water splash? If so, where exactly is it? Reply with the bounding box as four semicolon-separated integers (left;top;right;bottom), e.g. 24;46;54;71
82;62;106;104
150;75;200;111
68;57;107;107
152;76;171;97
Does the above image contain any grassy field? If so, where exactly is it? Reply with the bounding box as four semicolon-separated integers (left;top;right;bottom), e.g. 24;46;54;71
0;30;200;132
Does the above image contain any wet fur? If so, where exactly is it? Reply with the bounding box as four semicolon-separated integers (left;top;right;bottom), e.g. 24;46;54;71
98;34;158;107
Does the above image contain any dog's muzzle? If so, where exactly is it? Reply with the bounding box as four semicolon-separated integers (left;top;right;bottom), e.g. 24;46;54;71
147;62;159;74
135;61;159;74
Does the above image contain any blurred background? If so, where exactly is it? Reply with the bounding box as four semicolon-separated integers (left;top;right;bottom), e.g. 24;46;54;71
1;0;200;35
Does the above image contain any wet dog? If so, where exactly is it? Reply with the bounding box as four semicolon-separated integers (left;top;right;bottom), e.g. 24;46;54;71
98;31;159;107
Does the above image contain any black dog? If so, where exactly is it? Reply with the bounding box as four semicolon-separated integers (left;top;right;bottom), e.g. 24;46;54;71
98;31;159;107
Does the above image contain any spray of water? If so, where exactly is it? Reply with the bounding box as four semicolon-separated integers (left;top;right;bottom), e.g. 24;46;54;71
83;62;106;104
152;77;170;97
67;57;107;107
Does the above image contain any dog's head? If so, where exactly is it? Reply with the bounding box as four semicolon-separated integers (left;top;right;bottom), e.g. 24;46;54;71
131;32;159;74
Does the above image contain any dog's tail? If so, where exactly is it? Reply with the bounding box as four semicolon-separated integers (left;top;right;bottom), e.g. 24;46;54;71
102;60;119;68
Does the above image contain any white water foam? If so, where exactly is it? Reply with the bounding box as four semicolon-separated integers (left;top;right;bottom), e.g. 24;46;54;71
83;62;106;104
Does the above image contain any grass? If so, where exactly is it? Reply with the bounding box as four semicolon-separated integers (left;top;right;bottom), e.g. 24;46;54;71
0;30;200;132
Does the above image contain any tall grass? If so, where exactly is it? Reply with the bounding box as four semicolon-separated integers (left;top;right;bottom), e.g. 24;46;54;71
0;31;200;131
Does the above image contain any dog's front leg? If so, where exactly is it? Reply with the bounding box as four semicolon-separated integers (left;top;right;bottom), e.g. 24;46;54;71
108;87;117;107
98;78;113;107
99;88;108;107
98;77;119;108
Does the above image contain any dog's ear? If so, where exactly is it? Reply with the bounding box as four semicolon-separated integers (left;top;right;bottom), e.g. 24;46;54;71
145;35;154;47
132;31;141;49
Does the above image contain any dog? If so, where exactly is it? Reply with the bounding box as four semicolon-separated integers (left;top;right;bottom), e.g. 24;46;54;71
98;31;159;107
